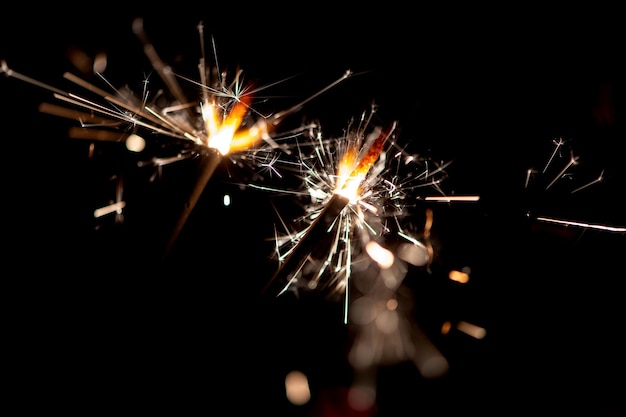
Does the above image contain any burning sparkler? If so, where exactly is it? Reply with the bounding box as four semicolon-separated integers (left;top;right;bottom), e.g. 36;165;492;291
256;104;481;311
260;115;396;299
1;18;353;258
248;107;490;414
3;12;624;417
263;116;396;290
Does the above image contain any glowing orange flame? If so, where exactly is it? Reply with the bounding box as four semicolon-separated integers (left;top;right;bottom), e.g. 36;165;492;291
335;122;396;200
204;90;264;155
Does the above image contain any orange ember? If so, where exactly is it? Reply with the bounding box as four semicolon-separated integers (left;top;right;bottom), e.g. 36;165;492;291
335;122;396;199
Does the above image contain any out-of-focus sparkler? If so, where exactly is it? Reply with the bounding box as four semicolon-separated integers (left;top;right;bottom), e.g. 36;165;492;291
1;18;352;257
347;239;450;411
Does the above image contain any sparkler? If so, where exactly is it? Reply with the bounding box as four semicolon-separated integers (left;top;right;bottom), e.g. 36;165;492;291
3;14;623;417
261;118;397;298
257;103;478;309
1;18;353;258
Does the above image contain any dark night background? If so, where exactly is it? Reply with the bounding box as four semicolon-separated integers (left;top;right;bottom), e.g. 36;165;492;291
2;6;625;416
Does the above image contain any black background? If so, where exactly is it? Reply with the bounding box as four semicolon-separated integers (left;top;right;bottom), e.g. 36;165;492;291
2;5;625;416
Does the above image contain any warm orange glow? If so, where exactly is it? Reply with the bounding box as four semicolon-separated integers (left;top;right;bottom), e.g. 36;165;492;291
441;321;452;335
448;269;470;284
229;119;270;153
205;92;263;155
285;370;311;405
335;146;359;195
335;123;396;200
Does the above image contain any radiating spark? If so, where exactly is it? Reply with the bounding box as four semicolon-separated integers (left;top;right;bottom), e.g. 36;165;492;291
571;169;604;194
424;196;480;202
545;150;579;190
543;136;567;174
536;217;626;233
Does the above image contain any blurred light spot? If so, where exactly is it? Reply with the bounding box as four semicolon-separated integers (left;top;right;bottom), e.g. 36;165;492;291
93;51;108;74
418;355;450;379
448;269;470;284
412;329;450;378
347;385;377;412
223;194;231;207
349;341;374;368
375;309;399;334
66;46;92;74
441;321;452;335
380;264;406;290
397;241;430;266
365;241;394;269
350;296;376;325
386;298;398;311
285;370;311;406
125;134;146;152
457;320;487;339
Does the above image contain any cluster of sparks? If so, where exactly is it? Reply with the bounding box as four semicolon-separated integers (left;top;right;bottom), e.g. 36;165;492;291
3;18;624;413
524;136;625;233
258;111;451;301
250;106;485;408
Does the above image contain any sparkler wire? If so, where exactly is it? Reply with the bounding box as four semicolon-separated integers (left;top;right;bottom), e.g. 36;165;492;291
162;147;222;257
263;193;351;297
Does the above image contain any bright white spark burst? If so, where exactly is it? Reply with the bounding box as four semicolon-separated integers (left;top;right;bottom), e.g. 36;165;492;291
253;104;468;303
